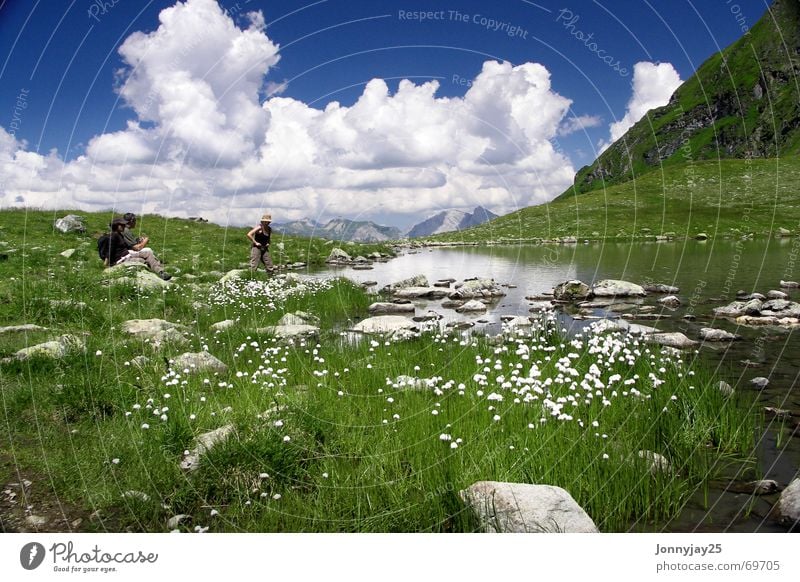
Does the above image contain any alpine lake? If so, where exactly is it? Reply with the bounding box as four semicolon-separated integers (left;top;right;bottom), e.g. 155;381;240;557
323;236;800;532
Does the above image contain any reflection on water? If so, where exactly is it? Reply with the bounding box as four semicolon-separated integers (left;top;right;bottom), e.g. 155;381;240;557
323;238;799;532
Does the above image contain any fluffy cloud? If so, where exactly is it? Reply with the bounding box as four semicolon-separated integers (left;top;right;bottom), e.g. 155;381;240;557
558;114;603;137
0;0;577;226
606;62;682;146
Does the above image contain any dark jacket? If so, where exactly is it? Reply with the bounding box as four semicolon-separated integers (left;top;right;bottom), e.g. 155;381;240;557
109;232;133;265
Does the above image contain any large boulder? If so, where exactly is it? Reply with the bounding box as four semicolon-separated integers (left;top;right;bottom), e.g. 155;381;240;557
325;248;352;264
553;280;591;301
352;315;418;335
380;274;428;294
448;278;506;300
459;481;598;533
172;351;228;375
591;280;646;297
777;479;800;530
647;332;698;349
121;319;188;348
54;214;86;233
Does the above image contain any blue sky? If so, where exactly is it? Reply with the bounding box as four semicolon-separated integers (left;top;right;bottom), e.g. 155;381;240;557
0;0;772;226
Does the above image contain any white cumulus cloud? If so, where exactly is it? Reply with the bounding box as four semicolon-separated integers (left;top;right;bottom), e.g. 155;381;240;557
0;0;577;226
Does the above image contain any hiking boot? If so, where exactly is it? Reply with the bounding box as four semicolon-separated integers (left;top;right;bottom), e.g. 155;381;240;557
159;271;172;281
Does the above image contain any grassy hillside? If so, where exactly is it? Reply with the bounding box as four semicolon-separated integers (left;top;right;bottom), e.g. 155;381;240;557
569;0;800;196
429;157;800;243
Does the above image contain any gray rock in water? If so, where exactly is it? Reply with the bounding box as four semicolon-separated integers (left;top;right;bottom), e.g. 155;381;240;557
553;280;591;301
326;248;352;263
591;279;646;298
644;284;680;294
761;299;791;312
743;298;763;315
381;274;428;294
767;290;789;300
448;278;506;300
352;316;418;335
369;302;415;315
528;301;555;312
750;377;770;389
54;214;86;233
647;332;698;349
699;328;741;341
455;300;488;313
412;310;443;322
181;425;235;472
780;280;799;289
441;299;465;309
173;351;228;375
714;301;748;318
659;295;681;308
501;316;533;329
695;233;708;240
777;479;800;529
393;286;450;299
459;481;599;533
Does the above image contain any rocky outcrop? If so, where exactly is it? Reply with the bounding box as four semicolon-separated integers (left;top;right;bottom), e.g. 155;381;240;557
459;481;599;533
10;334;85;361
553;280;591;301
54;214;86;233
325;248;352;264
380;275;428;294
448;278;506;300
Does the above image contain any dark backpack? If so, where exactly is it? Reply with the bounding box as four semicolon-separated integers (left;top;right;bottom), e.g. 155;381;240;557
97;233;111;261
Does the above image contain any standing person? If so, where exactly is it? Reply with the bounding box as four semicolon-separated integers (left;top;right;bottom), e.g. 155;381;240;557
247;213;273;273
108;218;172;280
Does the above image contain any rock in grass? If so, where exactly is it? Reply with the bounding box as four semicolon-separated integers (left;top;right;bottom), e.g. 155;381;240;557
352;315;418;335
60;248;76;258
210;319;235;331
54;214;86;233
13;334;85;360
167;515;191;529
219;269;248;284
121;319;188;348
25;515;48;528
122;490;150;502
0;324;47;334
325;248;351;264
647;332;698;349
459;481;599;533
553;280;591;301
638;450;672;474
181;425;235;472
172;351;228;375
278;311;320;326
591;280;647;298
455;299;488;313
658;295;681;308
105;262;172;291
778;479;800;529
699;328;741;341
257;324;320;341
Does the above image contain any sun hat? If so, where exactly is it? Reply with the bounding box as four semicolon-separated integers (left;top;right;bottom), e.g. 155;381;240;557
261;213;272;222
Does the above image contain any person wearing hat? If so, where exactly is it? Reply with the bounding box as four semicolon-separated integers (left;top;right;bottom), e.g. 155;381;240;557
246;213;274;273
108;217;171;280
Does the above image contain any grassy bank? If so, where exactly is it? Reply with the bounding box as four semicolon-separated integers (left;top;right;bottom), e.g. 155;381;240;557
0;212;759;532
427;157;800;243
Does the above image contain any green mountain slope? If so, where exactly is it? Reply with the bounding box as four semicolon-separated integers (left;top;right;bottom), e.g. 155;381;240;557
566;0;800;197
429;157;800;242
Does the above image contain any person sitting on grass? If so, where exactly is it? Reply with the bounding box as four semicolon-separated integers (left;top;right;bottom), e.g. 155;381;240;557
246;213;274;273
108;217;172;280
122;212;151;252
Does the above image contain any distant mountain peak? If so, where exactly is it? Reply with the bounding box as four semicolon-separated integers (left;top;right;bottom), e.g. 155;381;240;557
406;206;499;238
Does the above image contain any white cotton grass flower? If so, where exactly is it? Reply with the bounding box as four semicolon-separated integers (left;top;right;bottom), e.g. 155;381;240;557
283;435;291;442
450;442;458;449
141;423;150;430
95;350;102;356
210;509;219;517
272;493;281;500
439;434;452;441
111;458;120;465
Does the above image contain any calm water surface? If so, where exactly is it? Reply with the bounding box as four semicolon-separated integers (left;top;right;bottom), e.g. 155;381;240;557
324;238;800;532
